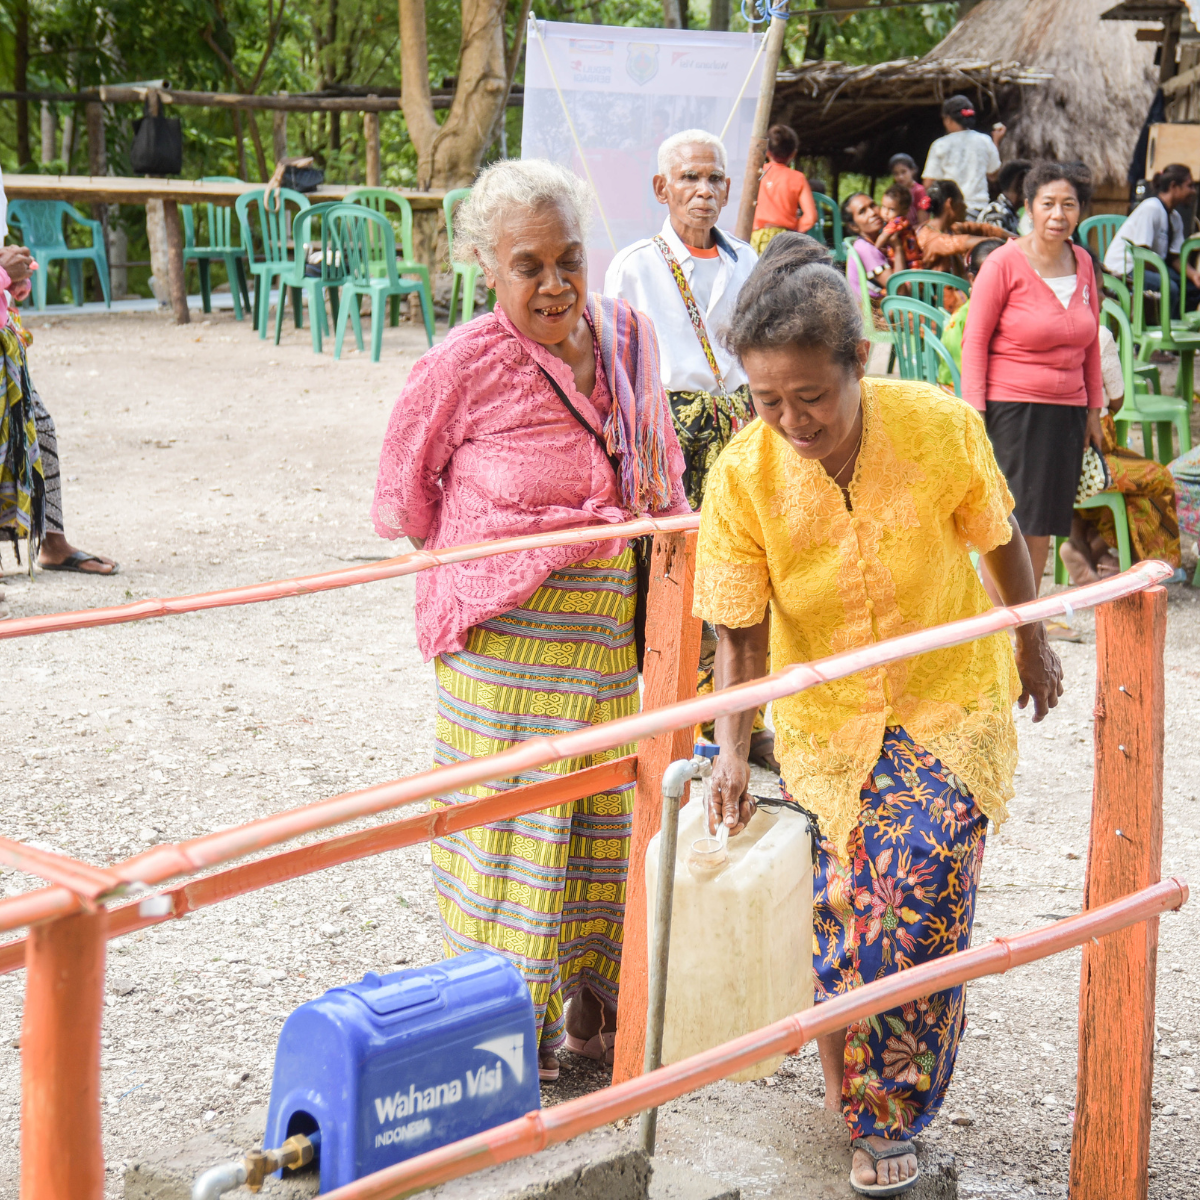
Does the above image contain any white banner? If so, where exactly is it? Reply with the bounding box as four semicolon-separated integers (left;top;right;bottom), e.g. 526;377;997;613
522;20;766;279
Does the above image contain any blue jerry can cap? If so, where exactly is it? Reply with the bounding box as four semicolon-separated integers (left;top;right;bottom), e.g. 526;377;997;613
336;970;441;1016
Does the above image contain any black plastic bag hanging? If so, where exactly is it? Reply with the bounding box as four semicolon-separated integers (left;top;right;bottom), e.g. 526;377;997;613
130;98;182;176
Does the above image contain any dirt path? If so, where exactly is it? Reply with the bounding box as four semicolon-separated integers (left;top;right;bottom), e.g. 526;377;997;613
0;309;1197;1199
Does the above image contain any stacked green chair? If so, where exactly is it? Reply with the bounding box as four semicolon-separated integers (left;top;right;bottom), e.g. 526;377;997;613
844;240;895;360
1129;244;1200;403
8;200;110;309
810;193;845;262
1078;214;1125;266
271;203;349;353
332;206;435;361
1173;234;1200;333
1103;297;1191;464
923;329;961;396
235;187;311;338
880;295;945;382
886;269;970;311
182;176;252;320
444;187;490;327
343;187;434;335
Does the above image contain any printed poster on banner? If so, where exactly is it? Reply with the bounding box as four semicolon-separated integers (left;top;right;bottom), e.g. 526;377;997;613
522;20;766;278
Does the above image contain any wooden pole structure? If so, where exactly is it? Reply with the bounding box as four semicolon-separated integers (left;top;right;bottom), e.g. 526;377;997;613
613;532;703;1085
162;200;190;325
734;14;789;243
85;101;109;304
1070;585;1167;1200
364;105;381;187
20;908;108;1200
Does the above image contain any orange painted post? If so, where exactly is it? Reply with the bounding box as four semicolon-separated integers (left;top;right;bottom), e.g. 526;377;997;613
614;531;702;1085
20;909;108;1200
1070;586;1166;1200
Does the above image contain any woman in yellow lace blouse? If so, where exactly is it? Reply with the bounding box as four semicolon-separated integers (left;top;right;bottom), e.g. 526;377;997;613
696;235;1063;1198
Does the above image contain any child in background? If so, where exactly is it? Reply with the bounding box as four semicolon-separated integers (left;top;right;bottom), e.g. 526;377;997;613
937;236;1004;388
875;184;920;270
750;124;818;254
888;153;930;226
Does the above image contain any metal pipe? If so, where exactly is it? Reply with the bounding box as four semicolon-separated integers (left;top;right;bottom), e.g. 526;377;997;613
314;877;1189;1200
640;757;703;1156
0;513;700;642
190;1161;246;1200
0;560;1172;936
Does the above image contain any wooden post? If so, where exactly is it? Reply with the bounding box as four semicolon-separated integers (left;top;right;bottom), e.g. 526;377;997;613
1070;586;1166;1200
364;105;381;187
613;531;703;1086
20;909;107;1200
162;199;190;325
734;15;789;243
85;101;109;304
273;107;288;163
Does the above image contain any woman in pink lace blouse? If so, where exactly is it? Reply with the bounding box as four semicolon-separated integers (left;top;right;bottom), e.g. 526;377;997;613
372;159;689;1080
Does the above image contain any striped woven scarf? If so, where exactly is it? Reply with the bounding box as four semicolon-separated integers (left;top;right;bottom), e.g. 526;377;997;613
588;293;674;514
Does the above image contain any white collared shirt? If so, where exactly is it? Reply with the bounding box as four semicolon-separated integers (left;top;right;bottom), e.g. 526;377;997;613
603;217;757;395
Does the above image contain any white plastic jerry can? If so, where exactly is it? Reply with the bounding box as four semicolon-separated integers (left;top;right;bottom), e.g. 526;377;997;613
645;794;814;1082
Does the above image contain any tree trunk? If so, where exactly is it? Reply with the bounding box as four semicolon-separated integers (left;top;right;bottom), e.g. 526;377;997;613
40;102;55;164
399;0;509;189
14;0;30;165
709;0;729;32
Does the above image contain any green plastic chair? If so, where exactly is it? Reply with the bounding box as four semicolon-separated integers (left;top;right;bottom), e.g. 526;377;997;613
1103;297;1191;464
886;269;970;311
880;295;945;382
7;200;110;309
332;206;434;361
1078;214;1125;266
923;329;961;396
1130;244;1200;403
235;187;312;338
271;202;349;353
1053;493;1133;586
810;193;845;262
443;187;489;327
1173;235;1200;333
343;187;435;334
844;240;893;350
182;176;251;320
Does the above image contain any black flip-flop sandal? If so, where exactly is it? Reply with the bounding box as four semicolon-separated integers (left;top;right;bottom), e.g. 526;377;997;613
849;1138;920;1196
39;550;119;576
748;730;780;773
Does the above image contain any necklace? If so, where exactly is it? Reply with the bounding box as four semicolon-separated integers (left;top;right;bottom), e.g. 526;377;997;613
826;420;864;488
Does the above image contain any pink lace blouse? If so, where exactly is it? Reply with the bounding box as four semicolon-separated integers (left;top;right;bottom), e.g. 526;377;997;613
372;305;690;660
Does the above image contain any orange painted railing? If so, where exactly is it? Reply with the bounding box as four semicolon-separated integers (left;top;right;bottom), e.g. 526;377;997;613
1;520;1175;1200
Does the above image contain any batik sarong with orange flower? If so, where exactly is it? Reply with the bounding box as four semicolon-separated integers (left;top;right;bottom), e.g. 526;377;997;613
810;726;988;1138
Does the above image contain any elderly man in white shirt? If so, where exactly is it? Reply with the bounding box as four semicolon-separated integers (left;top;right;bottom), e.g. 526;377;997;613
605;129;779;769
604;128;757;512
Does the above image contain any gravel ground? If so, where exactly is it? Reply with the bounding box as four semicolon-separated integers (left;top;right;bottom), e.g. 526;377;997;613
0;308;1197;1199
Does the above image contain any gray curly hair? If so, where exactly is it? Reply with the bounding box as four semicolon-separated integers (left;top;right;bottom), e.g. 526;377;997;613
453;159;595;272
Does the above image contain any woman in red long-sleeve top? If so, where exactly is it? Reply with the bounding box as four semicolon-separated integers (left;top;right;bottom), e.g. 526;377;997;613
961;161;1104;597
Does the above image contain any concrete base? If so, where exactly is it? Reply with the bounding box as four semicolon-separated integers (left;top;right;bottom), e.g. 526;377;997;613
649;1159;740;1200
651;1084;957;1200
124;1108;318;1200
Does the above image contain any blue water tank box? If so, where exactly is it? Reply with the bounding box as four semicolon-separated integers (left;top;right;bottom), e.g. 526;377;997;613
264;950;540;1192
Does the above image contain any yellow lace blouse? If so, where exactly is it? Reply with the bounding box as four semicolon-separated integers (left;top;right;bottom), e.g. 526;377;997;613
693;378;1021;857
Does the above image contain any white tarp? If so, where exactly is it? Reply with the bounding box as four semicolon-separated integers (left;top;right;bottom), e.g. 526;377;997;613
522;19;766;279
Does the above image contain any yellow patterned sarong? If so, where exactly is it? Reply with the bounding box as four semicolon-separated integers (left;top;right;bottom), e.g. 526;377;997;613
430;549;637;1049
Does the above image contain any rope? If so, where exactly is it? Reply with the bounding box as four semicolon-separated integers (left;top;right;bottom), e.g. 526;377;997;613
531;20;617;252
718;31;768;143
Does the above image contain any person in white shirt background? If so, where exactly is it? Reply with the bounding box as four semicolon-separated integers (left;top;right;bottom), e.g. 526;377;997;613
604;128;778;770
1102;162;1200;315
0;166;117;602
922;94;1005;220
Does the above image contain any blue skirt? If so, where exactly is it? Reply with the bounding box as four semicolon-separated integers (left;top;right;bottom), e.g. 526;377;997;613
810;727;988;1138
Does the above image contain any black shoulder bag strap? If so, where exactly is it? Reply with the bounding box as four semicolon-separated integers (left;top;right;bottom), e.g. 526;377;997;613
536;364;620;481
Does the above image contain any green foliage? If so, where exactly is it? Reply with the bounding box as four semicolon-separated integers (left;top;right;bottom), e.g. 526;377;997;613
785;2;957;65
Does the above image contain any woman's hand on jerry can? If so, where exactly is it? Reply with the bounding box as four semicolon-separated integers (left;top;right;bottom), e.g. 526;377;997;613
708;751;757;837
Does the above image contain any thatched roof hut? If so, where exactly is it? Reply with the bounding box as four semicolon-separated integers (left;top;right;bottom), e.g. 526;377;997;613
924;0;1157;196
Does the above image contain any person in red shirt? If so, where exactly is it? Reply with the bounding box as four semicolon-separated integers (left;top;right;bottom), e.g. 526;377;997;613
751;124;818;254
961;161;1104;600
